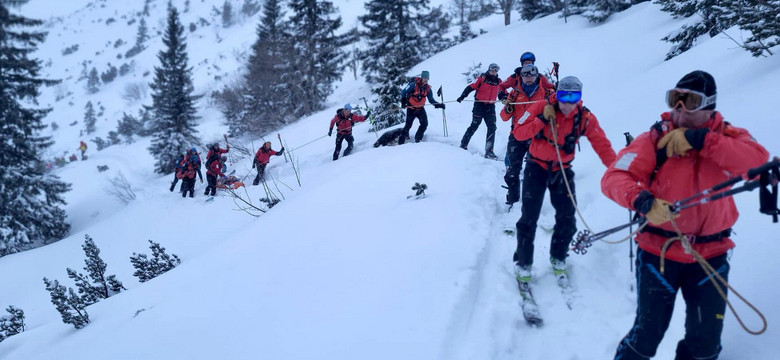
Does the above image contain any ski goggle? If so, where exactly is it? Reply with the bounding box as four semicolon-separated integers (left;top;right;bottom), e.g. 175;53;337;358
557;91;582;104
666;88;716;111
520;68;538;77
488;64;500;72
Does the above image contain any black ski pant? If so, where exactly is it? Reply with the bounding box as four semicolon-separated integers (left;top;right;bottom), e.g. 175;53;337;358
170;172;180;192
253;164;267;185
333;132;355;160
513;161;576;266
399;108;428;144
205;174;217;196
504;134;530;204
614;249;728;360
460;102;497;152
181;178;195;198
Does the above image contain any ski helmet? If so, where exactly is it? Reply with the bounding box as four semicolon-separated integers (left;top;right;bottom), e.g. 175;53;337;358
344;103;352;111
520;52;536;64
190;147;197;152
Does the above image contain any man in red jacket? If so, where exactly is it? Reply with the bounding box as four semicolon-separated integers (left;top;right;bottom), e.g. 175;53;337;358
456;63;502;159
399;71;445;144
253;141;284;185
328;103;369;161
511;76;616;286
204;153;226;196
602;71;769;360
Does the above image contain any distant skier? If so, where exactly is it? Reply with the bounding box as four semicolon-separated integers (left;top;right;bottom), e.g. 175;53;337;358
456;63;502;159
252;141;284;185
177;153;202;198
328;103;369;160
204;152;226;196
169;151;186;192
78;141;88;160
399;71;445;144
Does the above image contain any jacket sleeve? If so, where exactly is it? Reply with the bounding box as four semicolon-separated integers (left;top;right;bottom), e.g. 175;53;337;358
582;112;617;167
601;131;658;210
698;125;768;175
329;116;337;131
427;87;440;105
498;75;516;93
511;102;546;141
352;114;367;123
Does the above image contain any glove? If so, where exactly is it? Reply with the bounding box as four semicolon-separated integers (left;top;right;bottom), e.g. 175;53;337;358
658;128;693;158
634;191;678;225
498;92;508;102
365;110;372;118
328;130;332;137
542;104;556;124
456;96;464;103
684;128;709;151
277;147;285;156
434;103;445;109
401;98;409;108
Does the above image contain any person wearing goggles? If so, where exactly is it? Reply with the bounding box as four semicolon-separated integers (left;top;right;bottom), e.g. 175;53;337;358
602;70;769;360
499;64;548;205
509;75;617;288
456;63;502;159
499;51;555;100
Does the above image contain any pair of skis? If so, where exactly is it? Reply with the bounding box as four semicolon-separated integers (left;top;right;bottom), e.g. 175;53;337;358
517;271;575;327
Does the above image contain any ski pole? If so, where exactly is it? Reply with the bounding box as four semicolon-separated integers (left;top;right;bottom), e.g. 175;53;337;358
277;133;288;163
437;86;448;137
358;97;378;139
624;132;635;273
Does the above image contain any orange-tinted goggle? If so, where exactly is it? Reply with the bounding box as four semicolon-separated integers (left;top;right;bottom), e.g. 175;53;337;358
666;88;716;111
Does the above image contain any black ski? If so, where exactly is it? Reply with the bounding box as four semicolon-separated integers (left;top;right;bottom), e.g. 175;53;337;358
518;280;543;326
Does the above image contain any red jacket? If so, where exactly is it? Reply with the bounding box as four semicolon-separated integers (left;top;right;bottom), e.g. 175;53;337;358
207;147;229;161
499;83;548;127
329;112;367;134
177;162;198;179
206;158;225;177
465;73;501;103
601;112;768;263
512;100;616;171
255;147;279;166
499;74;555;98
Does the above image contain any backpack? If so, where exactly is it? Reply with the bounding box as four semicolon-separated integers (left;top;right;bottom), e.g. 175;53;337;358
206;153;219;170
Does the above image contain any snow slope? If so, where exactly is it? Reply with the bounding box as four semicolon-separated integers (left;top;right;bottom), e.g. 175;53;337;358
2;2;780;359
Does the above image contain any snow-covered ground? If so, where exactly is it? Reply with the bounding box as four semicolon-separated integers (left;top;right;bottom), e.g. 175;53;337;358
2;1;779;359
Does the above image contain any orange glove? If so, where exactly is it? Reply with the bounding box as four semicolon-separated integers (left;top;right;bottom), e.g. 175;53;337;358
646;198;679;225
543;104;556;124
657;128;692;157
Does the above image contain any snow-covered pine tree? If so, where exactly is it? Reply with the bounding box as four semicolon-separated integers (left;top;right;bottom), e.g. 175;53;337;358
731;0;780;57
43;278;90;329
420;5;454;53
222;0;233;27
84;101;97;134
241;0;261;17
148;5;201;174
130;240;182;283
452;0;477;43
117;112;141;143
287;0;347;117
0;0;70;257
0;305;25;342
520;0;559;20
360;0;432;130
87;67;100;93
656;0;734;60
576;0;633;23
239;0;294;136
66;235;125;305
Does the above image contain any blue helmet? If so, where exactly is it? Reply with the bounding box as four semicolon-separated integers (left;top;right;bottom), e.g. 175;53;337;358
520;52;536;64
190;147;197;152
344;103;352;111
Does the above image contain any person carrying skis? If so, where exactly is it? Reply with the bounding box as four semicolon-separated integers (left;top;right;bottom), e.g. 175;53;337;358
78;141;88;160
328;103;369;161
510;76;616;285
456;63;502;159
169;151;186;192
499;64;549;205
253;141;284;185
399;71;445;144
602;71;768;360
204;152;226;196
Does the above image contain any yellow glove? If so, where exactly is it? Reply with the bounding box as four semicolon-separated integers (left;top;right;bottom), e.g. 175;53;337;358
543;104;556;124
657;128;692;158
646;198;679;225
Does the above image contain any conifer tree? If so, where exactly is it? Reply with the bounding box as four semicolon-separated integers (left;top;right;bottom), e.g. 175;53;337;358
148;5;201;174
222;0;233;27
0;0;70;257
117;112;141;142
84;101;97;134
656;0;734;60
130;240;182;283
241;0;261;17
520;0;559;20
287;0;346;116
732;0;780;57
360;0;431;129
0;306;25;342
238;0;294;135
66;235;125;306
43;278;90;329
87;67;100;93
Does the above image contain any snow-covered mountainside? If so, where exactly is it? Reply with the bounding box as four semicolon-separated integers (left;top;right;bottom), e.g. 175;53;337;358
1;1;779;359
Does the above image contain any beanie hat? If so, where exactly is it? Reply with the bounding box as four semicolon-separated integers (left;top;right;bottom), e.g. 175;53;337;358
675;70;716;110
557;76;582;92
420;71;430;79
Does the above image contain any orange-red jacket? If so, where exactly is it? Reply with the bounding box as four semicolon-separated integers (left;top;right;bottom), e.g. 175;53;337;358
329;111;367;134
512;100;616;171
401;78;439;109
601;112;768;263
499;83;548;127
255;147;279;166
206;157;225;177
462;73;501;103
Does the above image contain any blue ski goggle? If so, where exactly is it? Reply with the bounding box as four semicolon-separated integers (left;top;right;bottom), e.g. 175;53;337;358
557;91;582;104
